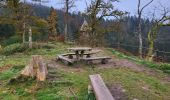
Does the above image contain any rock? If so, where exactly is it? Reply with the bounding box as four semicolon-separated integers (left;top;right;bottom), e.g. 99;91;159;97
2;91;7;94
122;89;126;92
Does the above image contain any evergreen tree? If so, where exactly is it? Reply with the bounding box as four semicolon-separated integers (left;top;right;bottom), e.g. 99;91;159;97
47;7;59;39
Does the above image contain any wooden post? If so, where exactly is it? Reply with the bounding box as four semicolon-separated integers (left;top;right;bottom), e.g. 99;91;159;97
21;55;48;81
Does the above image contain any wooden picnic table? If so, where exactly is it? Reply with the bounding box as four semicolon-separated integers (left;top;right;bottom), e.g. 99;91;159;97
67;47;92;60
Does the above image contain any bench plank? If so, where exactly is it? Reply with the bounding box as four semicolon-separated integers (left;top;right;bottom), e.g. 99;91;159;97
89;74;115;100
61;51;100;56
82;57;111;61
58;55;74;65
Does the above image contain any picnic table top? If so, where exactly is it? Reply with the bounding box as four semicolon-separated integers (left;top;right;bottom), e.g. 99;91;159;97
67;47;92;51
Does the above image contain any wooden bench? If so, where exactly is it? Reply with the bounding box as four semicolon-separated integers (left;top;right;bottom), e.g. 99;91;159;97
58;55;74;65
82;57;111;64
89;74;115;100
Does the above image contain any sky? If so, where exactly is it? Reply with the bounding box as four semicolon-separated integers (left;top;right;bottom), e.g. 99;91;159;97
28;0;170;18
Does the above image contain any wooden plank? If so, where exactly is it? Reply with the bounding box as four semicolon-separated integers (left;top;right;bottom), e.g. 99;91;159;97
89;74;115;100
58;55;74;63
67;47;92;51
82;57;111;61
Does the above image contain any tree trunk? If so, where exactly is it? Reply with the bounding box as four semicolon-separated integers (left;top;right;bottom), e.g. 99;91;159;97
64;24;68;42
137;13;143;58
21;55;48;81
147;41;154;61
138;32;143;58
23;22;26;43
29;26;32;49
64;0;69;42
147;27;157;61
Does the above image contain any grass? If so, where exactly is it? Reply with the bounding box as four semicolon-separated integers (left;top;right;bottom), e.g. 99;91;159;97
97;68;170;100
0;43;170;100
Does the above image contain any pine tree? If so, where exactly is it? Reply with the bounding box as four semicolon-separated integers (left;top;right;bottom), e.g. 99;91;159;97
47;7;59;39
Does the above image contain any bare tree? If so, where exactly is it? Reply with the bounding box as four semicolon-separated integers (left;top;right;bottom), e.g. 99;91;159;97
137;0;154;58
62;0;78;42
147;7;170;61
86;0;126;46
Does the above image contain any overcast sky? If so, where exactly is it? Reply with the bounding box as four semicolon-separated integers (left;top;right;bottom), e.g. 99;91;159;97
28;0;170;18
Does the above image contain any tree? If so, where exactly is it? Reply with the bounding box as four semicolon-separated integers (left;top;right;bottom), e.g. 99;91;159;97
31;0;77;42
19;1;34;46
63;0;76;42
0;0;35;44
86;0;126;46
137;0;154;58
47;7;59;40
147;7;170;61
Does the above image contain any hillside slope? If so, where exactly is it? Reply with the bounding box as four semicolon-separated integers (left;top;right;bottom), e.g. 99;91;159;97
0;43;170;100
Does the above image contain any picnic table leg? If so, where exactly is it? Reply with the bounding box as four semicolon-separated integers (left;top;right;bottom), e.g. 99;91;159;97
75;51;79;61
101;59;108;64
80;50;85;58
68;55;73;59
86;54;91;58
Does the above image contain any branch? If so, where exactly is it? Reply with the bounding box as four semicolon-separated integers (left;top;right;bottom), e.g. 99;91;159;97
140;0;154;13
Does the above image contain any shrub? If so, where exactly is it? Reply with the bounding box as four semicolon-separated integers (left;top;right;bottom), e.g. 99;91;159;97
30;42;56;49
158;63;170;73
2;36;22;46
1;42;56;55
2;43;28;55
41;43;56;49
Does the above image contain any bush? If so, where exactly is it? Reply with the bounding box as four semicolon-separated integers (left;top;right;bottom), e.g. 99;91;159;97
158;63;170;73
1;42;56;55
40;43;56;49
2;43;28;55
29;42;56;49
2;36;22;46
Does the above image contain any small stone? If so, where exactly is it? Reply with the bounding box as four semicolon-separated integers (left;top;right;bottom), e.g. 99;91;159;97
122;89;126;92
2;91;7;94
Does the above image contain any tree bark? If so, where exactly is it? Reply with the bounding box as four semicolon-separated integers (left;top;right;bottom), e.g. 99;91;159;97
138;31;143;58
21;55;48;81
64;0;69;42
147;30;154;61
137;0;154;58
23;0;26;43
29;26;32;49
23;22;26;43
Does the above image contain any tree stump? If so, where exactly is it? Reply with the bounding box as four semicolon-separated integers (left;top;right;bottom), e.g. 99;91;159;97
21;55;48;81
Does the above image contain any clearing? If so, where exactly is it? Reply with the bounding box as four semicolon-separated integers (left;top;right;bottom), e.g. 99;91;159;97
0;42;170;100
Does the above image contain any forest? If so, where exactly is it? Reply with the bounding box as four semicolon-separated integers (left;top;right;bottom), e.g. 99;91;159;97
0;1;170;62
0;0;170;100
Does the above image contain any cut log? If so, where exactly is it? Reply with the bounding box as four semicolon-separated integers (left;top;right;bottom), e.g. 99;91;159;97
21;55;48;81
